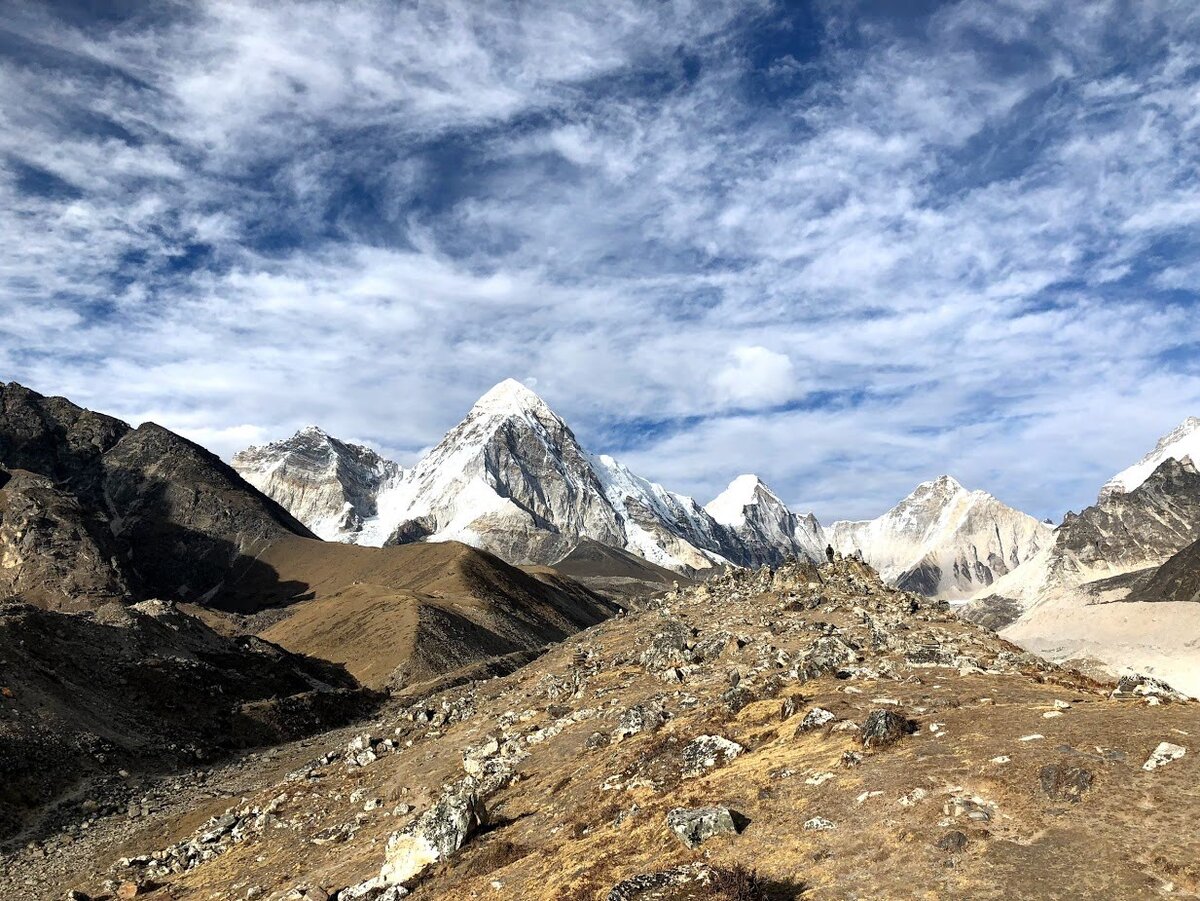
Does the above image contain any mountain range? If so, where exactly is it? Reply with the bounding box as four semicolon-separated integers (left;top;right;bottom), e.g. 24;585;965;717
234;379;831;573
828;475;1051;600
233;379;1200;693
0;381;616;838
233;379;1045;599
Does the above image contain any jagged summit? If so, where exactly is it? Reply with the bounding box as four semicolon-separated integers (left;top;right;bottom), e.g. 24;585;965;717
237;385;827;572
1100;416;1200;500
233;428;402;542
704;473;827;567
924;473;966;493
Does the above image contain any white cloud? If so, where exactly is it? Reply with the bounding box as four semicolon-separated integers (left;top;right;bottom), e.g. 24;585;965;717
712;346;796;407
1;0;1199;524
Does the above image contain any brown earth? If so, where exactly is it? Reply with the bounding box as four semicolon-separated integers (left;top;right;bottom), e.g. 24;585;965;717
549;537;691;603
13;557;1198;901
251;538;620;690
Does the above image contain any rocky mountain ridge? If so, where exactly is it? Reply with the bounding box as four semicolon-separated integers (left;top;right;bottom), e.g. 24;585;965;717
1100;416;1200;500
970;455;1200;616
0;382;314;610
704;474;827;567
962;430;1200;696
233;427;403;542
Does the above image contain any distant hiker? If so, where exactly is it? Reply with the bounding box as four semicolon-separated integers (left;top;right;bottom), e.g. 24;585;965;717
825;544;835;563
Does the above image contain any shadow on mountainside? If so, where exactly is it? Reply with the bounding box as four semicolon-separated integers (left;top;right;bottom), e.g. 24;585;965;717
0;599;376;844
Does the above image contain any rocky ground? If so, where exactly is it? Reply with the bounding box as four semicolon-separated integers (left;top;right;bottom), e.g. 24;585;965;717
5;557;1199;900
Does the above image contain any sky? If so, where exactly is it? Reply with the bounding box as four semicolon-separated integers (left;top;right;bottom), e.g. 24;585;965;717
3;0;1200;523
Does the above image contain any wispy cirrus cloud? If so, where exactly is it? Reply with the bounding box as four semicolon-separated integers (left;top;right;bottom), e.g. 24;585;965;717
2;0;1199;522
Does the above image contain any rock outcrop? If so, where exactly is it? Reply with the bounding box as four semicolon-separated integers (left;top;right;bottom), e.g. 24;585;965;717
0;468;131;609
0;382;314;609
1130;537;1200;603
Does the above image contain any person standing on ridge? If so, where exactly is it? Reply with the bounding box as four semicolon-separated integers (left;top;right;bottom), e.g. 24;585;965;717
825;544;835;563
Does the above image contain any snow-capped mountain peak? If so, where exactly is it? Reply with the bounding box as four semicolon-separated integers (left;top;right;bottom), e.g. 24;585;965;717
1100;416;1200;500
235;381;828;573
703;474;827;566
232;427;402;541
705;474;778;527
831;476;1050;599
926;474;965;491
470;378;557;420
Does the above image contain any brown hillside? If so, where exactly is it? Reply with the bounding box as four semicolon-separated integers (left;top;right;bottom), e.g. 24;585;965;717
253;538;620;689
20;557;1200;901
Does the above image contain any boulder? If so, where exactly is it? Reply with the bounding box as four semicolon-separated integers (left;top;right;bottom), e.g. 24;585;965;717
681;735;744;778
795;707;836;734
794;634;861;680
1039;763;1093;803
613;703;666;741
1111;674;1188;702
861;709;917;749
721;684;755;713
639;622;691;670
378;782;486;886
666;807;738;849
936;831;968;852
1142;742;1187;771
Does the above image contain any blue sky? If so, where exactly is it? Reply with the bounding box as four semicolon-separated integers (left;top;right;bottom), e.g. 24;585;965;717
3;0;1200;522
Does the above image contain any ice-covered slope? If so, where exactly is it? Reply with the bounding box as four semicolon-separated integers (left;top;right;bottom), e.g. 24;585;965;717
232;427;402;541
829;475;1051;599
1100;416;1200;499
705;474;826;566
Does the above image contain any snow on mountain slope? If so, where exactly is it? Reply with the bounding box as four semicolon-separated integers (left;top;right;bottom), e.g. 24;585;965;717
1100;416;1200;499
232;427;402;541
237;381;838;574
357;379;629;564
588;453;734;571
239;379;750;573
829;475;1051;600
705;474;827;566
